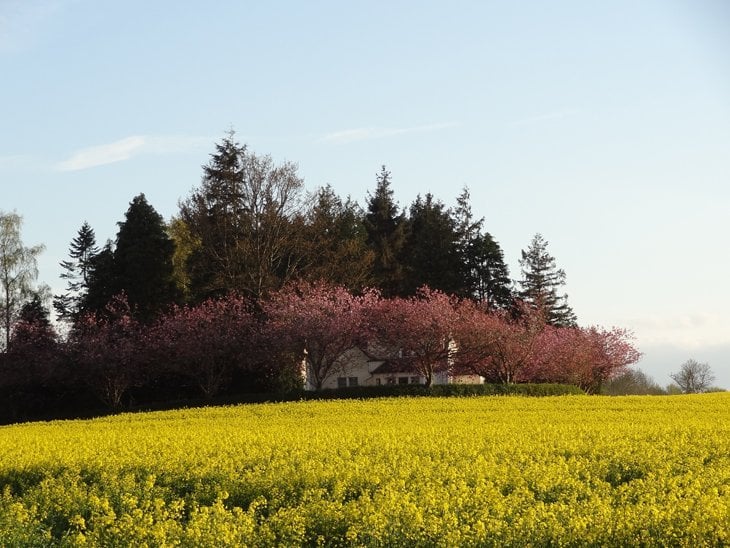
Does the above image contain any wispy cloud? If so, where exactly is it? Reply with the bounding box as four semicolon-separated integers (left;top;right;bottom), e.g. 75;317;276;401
55;134;211;172
319;123;457;145
56;136;147;171
512;108;582;127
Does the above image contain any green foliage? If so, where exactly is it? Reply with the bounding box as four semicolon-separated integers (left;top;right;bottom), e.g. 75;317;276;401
401;193;464;295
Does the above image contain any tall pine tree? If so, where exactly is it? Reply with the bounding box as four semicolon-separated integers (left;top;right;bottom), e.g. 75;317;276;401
53;221;99;323
363;166;406;297
517;233;576;327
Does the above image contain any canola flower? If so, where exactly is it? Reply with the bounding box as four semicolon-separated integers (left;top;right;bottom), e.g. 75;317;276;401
0;393;728;546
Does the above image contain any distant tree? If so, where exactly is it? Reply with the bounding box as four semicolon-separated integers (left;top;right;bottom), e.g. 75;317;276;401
670;359;716;394
263;282;378;391
363;166;406;297
367;287;459;387
0;211;46;351
518;233;577;327
453;188;512;308
53;221;99;323
180;132;305;302
401;193;464;295
299;186;374;292
602;368;665;395
114;194;179;322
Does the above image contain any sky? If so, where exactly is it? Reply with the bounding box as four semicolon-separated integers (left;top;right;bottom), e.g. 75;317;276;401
2;0;729;388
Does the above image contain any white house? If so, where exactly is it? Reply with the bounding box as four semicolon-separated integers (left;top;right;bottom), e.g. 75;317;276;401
301;346;484;391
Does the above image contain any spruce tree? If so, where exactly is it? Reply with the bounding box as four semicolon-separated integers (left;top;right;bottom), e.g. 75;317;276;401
517;233;577;327
53;221;99;323
401;193;464;295
453;188;512;308
363;166;406;297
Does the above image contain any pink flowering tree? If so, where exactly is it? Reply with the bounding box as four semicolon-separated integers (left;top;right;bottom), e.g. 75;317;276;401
367;287;460;387
151;294;257;399
262;281;378;390
452;302;547;384
69;294;143;409
528;325;642;392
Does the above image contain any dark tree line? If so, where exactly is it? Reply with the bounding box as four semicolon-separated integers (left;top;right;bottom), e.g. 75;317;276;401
0;132;587;421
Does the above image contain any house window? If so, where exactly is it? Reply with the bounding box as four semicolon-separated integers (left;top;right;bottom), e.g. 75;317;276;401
410;376;420;384
398;377;409;385
348;377;358;387
376;378;382;386
337;377;347;388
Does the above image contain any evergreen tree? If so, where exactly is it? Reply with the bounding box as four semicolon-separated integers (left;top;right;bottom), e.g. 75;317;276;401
180;132;305;302
363;166;406;297
401;193;464;295
114;194;179;322
299;185;374;292
453;188;512;308
81;241;117;317
53;221;99;323
517;233;577;327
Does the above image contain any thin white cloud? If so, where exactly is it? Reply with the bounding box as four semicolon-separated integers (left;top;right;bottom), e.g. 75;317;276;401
319;123;457;145
56;136;147;172
512;108;582;127
55;134;211;172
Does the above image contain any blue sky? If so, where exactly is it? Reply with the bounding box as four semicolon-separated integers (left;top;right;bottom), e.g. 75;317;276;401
2;0;729;387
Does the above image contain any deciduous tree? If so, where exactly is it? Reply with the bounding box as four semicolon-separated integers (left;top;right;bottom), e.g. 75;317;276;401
0;211;46;351
367;287;459;387
670;359;715;394
263;281;378;391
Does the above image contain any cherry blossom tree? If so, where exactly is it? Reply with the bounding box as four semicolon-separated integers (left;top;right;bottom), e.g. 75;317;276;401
151;294;257;399
367;287;460;387
262;281;378;390
528;325;641;393
69;294;143;409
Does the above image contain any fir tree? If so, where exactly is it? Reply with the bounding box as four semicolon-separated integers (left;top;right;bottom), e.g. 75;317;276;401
453;188;512;308
53;221;98;323
363;166;406;297
517;233;577;327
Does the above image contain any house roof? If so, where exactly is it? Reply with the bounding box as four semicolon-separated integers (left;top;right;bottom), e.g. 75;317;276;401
370;359;419;375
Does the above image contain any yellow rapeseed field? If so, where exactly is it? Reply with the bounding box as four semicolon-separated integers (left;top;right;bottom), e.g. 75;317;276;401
0;393;728;546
